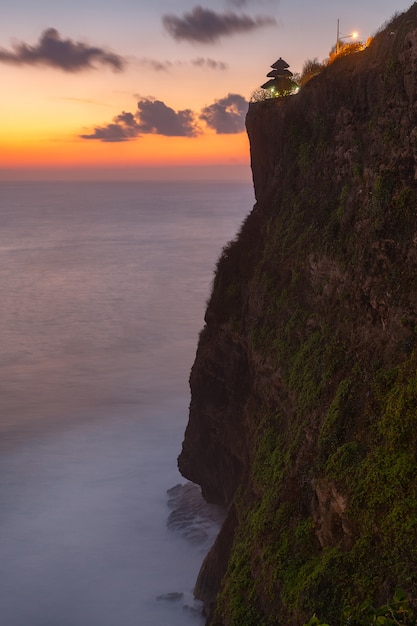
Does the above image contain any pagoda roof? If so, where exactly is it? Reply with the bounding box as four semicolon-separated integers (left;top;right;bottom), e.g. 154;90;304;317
267;68;293;78
270;57;290;70
261;75;298;92
261;79;277;90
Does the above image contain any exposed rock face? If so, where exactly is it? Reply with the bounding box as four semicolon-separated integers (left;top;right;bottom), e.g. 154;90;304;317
311;478;352;550
179;5;417;624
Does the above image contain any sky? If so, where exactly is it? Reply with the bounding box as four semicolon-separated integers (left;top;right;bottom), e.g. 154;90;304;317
0;0;412;180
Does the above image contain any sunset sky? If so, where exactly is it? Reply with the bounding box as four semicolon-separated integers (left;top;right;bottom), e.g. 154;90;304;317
0;0;412;180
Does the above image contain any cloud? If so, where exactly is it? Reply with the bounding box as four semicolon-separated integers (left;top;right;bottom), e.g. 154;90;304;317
135;56;227;71
227;0;279;6
162;6;276;43
191;57;228;70
136;57;174;72
0;28;125;72
135;99;199;136
199;93;248;133
80;111;141;142
80;98;199;142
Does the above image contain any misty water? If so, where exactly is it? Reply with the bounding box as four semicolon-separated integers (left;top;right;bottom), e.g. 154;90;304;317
0;180;253;625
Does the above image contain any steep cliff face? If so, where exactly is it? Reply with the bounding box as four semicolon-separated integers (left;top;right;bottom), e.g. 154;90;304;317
179;5;417;624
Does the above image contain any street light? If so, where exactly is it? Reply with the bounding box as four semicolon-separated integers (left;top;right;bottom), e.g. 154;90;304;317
336;18;358;54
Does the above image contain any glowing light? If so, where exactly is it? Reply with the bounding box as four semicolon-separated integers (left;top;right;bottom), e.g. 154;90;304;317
336;19;360;54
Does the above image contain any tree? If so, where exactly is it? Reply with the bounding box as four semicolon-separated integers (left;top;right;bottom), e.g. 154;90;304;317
299;57;326;86
328;40;365;64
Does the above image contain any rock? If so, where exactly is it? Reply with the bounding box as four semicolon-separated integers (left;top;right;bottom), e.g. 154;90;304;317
156;592;184;602
167;482;225;548
178;4;417;624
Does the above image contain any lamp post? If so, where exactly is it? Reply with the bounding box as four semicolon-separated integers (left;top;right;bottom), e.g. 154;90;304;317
336;19;358;54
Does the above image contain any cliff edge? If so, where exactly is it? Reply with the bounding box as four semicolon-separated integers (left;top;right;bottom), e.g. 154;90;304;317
179;4;417;624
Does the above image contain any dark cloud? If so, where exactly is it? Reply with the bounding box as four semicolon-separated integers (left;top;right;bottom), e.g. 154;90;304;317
136;56;227;71
0;28;125;72
137;57;174;72
80;110;141;142
227;0;279;6
227;0;249;6
135;99;199;136
129;57;228;73
80;98;199;142
199;93;248;133
162;6;276;44
191;57;228;70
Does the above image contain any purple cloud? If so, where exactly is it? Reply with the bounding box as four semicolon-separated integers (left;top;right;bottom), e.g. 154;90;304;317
191;57;228;70
199;93;248;133
227;0;279;6
135;99;199;136
80;111;141;142
137;58;174;72
162;6;276;44
136;56;227;71
0;28;125;72
80;98;199;142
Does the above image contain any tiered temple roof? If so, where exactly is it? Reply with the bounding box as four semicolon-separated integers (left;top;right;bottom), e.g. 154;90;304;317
261;57;296;92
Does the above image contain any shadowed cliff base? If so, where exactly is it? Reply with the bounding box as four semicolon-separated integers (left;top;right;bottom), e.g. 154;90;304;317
179;3;417;624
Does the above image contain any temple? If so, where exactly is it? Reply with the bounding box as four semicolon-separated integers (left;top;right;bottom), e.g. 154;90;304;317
261;57;298;96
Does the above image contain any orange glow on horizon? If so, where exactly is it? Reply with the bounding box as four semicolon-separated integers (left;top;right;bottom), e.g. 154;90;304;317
0;53;252;180
0;130;249;169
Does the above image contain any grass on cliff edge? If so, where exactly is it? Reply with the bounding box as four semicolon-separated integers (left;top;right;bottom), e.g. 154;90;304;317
209;201;417;624
211;346;417;625
305;588;416;625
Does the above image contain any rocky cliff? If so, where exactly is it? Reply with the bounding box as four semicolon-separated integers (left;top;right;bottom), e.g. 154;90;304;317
179;5;417;624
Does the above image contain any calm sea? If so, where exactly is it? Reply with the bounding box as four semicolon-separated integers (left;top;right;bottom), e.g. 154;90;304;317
0;180;254;626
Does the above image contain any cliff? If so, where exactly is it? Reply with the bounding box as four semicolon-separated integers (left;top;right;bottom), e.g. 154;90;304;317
179;5;417;624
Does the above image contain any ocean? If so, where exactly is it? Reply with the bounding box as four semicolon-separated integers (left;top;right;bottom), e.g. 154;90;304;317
0;180;254;626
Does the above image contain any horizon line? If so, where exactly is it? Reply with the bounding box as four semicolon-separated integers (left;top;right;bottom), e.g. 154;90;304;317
0;163;252;183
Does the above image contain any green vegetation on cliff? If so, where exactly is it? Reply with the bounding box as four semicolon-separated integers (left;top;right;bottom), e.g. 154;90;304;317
179;4;417;625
